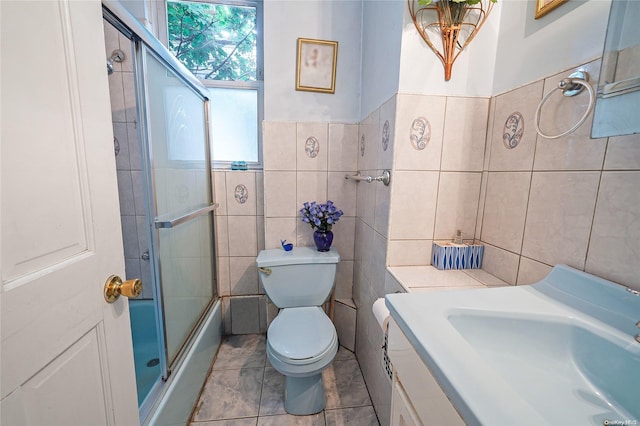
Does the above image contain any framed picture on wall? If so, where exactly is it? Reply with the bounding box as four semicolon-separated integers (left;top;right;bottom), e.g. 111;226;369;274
535;0;567;19
295;38;338;94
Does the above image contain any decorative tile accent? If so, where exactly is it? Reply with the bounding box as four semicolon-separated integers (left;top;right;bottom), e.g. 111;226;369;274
382;120;390;151
410;117;430;150
234;184;249;204
502;112;524;149
360;134;365;157
305;136;320;158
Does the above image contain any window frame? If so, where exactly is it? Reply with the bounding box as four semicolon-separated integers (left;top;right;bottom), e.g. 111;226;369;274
159;0;264;170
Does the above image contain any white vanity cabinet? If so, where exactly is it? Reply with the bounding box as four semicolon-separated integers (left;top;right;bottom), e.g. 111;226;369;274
388;319;465;426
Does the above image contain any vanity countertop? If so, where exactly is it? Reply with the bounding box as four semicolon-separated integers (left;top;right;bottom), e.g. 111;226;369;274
385;264;640;425
386;265;506;293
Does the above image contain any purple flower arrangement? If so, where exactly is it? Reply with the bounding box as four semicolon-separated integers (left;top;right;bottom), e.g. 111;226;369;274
300;200;344;231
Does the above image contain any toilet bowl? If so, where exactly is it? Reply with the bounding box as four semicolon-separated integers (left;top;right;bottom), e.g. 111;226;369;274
256;247;340;415
267;306;338;414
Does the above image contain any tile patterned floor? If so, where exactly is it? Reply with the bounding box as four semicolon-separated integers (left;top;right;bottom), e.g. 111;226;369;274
190;334;380;426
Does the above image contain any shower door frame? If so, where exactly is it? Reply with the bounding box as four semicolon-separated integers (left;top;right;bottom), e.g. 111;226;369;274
103;2;218;419
137;42;217;377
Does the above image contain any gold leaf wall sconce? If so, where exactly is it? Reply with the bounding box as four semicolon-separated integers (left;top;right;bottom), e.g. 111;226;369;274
408;0;496;81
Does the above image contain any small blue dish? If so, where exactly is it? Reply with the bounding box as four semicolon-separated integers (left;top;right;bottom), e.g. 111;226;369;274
281;240;294;251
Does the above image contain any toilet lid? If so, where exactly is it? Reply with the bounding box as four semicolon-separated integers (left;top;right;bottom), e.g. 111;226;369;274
268;306;336;361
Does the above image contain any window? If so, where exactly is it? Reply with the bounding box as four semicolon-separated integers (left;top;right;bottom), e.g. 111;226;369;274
166;0;262;166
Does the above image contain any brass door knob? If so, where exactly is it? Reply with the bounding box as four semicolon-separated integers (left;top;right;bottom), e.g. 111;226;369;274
104;275;142;303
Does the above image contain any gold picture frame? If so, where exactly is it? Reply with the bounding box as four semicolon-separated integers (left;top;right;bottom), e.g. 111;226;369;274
535;0;567;19
295;38;338;94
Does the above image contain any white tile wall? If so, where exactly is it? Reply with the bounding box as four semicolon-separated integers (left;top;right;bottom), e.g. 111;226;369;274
262;122;296;171
480;243;520;284
586;171;640;291
213;169;265;334
516;257;553;285
388;171;439;240
378;96;397;170
358;109;380;172
353;59;640;426
480;172;531;253
387;240;432;266
328;124;359;172
474;61;640;290
603;132;640;170
227;216;258;257
441;97;489;172
263;171;297;217
334;300;357;351
521;172;600;269
433;172;482;241
296;171;328;209
327;172;357;216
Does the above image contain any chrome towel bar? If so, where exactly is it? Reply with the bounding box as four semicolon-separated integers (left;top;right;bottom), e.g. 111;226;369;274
345;170;391;186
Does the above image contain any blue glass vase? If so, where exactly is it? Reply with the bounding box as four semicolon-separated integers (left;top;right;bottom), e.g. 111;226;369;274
313;228;333;252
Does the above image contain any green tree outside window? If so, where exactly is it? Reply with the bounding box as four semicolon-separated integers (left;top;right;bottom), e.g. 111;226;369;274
167;0;257;82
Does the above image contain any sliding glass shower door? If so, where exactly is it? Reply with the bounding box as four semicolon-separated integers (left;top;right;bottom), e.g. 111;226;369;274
141;46;217;370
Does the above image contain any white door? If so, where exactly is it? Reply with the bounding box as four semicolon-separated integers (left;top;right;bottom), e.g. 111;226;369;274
1;1;139;425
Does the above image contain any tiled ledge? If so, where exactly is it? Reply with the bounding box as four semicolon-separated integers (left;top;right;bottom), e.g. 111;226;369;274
386;266;507;294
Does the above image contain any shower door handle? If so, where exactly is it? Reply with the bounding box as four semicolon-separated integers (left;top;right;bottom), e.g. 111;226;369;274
104;275;142;303
154;204;218;229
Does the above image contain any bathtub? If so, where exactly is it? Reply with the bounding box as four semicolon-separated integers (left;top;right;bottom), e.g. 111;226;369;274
129;299;161;407
386;265;640;425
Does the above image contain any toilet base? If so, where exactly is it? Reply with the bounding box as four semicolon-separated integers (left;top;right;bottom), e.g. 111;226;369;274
284;373;325;415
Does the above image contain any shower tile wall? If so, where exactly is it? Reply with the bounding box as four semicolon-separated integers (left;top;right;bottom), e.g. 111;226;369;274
104;21;153;299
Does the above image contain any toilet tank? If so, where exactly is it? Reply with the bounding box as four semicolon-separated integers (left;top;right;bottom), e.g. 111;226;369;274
256;247;340;308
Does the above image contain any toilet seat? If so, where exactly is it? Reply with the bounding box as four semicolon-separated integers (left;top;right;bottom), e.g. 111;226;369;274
267;306;337;365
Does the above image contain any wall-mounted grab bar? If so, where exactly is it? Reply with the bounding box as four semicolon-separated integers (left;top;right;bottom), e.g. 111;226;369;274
155;203;218;229
345;170;391;186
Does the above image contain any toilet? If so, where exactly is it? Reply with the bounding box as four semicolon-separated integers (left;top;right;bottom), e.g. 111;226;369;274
256;246;340;415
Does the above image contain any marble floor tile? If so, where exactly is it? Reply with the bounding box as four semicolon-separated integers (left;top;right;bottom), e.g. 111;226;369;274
256;413;325;426
190;419;258;426
259;367;286;416
192;368;264;421
323;359;372;409
334;346;356;361
191;336;376;426
325;406;379;426
213;334;266;370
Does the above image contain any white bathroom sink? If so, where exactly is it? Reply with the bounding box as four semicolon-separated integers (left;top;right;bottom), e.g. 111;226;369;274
448;311;640;424
385;265;640;425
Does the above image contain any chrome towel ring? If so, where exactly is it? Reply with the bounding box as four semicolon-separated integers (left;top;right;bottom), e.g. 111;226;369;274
534;71;595;139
